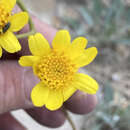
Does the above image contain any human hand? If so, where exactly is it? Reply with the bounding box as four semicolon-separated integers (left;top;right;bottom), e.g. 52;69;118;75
0;15;97;129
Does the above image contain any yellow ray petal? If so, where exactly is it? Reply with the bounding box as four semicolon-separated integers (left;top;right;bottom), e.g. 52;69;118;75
45;89;63;111
28;33;51;56
52;30;71;53
10;12;29;32
0;46;2;58
68;37;88;59
73;73;99;94
0;31;21;53
63;85;77;101
31;82;49;107
74;47;98;67
19;56;40;67
1;0;16;12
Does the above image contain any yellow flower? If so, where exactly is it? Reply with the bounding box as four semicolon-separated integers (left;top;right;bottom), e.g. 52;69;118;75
19;30;99;111
0;0;28;57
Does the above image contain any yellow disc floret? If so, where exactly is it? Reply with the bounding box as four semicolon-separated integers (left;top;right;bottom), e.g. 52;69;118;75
0;3;11;34
34;50;78;90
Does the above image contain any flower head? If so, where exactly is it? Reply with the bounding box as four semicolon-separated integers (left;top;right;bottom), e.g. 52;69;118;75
0;0;28;57
19;30;99;111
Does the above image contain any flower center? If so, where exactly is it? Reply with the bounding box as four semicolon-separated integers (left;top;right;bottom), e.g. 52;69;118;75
34;51;78;90
0;4;11;34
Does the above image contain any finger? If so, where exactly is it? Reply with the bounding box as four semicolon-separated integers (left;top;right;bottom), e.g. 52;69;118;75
26;107;66;128
0;61;35;113
0;16;58;112
25;93;97;128
0;112;26;130
64;91;97;114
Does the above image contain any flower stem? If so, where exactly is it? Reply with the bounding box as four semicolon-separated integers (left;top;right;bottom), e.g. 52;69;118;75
16;0;36;39
63;108;76;130
16;30;35;39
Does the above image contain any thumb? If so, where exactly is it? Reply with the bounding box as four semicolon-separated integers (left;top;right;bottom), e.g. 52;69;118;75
0;61;37;113
0;16;57;114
